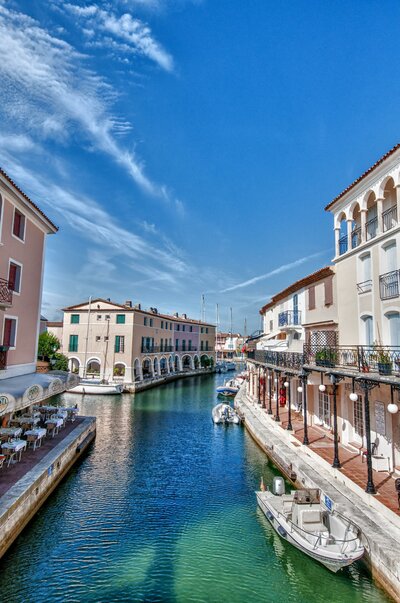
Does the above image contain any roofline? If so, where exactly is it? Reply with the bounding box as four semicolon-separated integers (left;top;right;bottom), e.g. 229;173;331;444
62;298;216;326
324;143;400;211
0;166;58;232
259;266;334;315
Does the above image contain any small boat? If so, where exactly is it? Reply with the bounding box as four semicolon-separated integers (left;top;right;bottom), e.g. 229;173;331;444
68;379;123;395
216;378;239;397
212;403;241;424
225;361;236;371
256;478;364;572
215;362;228;373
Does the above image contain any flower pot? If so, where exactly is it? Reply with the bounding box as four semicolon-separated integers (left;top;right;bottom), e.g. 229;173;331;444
378;362;392;376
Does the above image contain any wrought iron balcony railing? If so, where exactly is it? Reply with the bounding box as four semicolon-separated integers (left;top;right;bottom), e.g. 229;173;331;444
351;227;361;249
379;269;400;300
356;279;372;294
365;216;378;241
175;346;198;352
0;278;13;307
248;345;400;376
382;204;398;232
141;345;174;353
0;348;8;370
339;235;348;255
278;310;301;327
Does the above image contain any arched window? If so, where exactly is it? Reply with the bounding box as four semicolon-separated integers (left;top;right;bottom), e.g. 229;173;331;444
361;315;374;347
386;312;400;347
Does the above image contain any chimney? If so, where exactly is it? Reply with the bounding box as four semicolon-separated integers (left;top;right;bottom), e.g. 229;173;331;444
174;312;179;318
182;313;187;319
125;300;133;308
134;303;141;310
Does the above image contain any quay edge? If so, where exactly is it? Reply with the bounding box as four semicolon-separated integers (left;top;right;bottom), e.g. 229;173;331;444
0;416;96;560
235;384;400;603
122;368;215;393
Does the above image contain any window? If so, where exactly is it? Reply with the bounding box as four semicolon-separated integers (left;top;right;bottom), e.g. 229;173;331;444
353;398;364;439
69;334;78;352
0;194;3;238
188;340;192;351
182;325;185;331
3;318;17;348
71;314;80;324
308;285;316;310
144;317;148;326
362;315;374;347
149;318;153;327
269;320;273;331
206;328;209;334
96;336;101;342
383;241;397;273
324;278;333;306
115;335;125;353
8;261;21;293
201;327;204;334
387;312;400;346
201;340;204;351
182;340;186;351
97;315;102;321
116;314;125;324
360;253;371;282
170;323;172;330
104;336;109;342
190;326;193;332
176;339;179;350
161;320;164;329
205;341;209;351
318;392;331;428
105;315;111;321
177;324;180;331
160;338;163;351
13;209;25;240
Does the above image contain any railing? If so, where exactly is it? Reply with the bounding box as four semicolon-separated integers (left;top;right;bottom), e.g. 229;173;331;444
379;269;400;300
356;279;372;294
0;278;13;306
175;346;198;352
141;345;174;353
278;310;302;327
339;235;348;255
382;204;398;232
249;345;400;376
365;216;378;241
351;227;361;249
0;349;8;370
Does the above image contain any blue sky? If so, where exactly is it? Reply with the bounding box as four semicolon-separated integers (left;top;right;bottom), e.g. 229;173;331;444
0;0;399;333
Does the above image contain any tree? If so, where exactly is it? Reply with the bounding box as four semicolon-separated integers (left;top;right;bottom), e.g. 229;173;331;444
37;332;60;361
51;353;69;371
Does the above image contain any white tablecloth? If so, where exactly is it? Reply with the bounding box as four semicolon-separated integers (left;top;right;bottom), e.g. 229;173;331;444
2;440;27;452
25;428;47;439
45;418;63;428
0;427;22;438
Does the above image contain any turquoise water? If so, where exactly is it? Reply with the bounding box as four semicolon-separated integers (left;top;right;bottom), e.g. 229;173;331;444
0;373;391;602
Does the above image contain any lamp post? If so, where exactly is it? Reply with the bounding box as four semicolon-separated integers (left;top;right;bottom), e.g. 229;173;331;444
284;376;292;430
274;370;281;421
328;373;343;469
356;378;378;494
299;370;310;445
267;371;273;414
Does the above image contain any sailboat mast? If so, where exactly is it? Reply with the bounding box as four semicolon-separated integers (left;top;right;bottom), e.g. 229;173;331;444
82;295;92;379
103;316;110;381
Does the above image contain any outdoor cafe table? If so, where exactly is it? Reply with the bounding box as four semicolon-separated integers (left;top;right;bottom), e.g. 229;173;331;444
25;428;47;450
1;439;27;465
62;408;78;422
0;427;23;443
16;417;41;429
45;417;63;438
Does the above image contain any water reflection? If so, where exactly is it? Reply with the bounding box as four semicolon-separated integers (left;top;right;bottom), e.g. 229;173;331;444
0;373;390;603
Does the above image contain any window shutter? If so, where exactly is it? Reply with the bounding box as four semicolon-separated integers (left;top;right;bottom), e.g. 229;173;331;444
13;212;21;237
308;286;316;310
3;319;12;346
8;263;17;291
325;277;333;306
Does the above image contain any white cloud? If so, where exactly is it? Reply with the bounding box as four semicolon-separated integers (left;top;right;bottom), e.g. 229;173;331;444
63;3;174;72
221;252;328;293
0;3;165;196
0;133;38;153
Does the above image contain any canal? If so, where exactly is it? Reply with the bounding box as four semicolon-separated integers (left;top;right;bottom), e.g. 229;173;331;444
0;373;391;602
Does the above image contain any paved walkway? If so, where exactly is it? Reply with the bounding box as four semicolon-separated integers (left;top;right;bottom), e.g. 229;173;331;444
259;402;400;516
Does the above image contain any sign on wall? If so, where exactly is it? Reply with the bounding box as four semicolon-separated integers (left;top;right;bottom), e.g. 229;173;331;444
0;395;9;414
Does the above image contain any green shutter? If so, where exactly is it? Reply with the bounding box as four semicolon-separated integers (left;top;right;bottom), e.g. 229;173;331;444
71;314;80;324
116;314;125;324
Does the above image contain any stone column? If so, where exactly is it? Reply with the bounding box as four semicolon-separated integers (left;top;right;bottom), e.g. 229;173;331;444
376;197;384;235
396;185;400;224
334;227;340;257
360;209;367;243
347;219;353;250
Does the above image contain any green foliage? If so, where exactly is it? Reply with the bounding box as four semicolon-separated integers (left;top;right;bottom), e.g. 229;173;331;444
37;331;60;361
51;353;69;371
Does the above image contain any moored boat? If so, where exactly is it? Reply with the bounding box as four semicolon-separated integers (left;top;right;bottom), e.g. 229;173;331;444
216;378;240;397
256;478;364;572
68;379;123;395
212;403;241;424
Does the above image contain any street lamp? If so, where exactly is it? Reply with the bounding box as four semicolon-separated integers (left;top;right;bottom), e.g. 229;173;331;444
284;376;293;431
267;370;273;415
274;370;281;422
299;370;309;445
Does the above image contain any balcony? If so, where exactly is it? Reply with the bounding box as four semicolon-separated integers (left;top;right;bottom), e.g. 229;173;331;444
365;216;378;241
176;346;198;352
356;279;372;294
248;349;304;370
0;346;8;370
351;227;361;249
278;310;301;328
141;345;174;353
0;278;13;308
379;269;400;300
382;204;398;232
339;235;348;255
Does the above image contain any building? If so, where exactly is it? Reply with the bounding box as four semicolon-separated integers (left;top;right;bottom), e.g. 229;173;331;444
59;298;216;383
0;167;77;419
247;144;400;497
215;332;244;359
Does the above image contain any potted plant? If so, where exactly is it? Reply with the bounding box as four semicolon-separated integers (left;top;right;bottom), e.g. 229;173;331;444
377;349;392;375
315;348;337;368
0;345;9;352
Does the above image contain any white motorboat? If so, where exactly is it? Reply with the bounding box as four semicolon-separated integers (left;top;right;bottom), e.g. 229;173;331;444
68;379;123;395
216;378;240;397
225;361;236;371
212;403;241;424
256;478;364;572
215;362;228;373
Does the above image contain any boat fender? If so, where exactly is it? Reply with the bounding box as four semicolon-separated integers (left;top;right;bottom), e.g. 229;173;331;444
266;511;274;521
277;525;287;538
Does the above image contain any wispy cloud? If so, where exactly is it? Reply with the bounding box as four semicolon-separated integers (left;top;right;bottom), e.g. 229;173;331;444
0;3;169;196
63;3;174;72
221;251;328;293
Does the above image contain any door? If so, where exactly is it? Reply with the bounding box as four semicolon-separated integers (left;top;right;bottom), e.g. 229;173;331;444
293;294;299;325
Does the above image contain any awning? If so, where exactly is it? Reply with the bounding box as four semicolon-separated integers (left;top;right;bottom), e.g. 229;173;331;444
0;371;79;416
